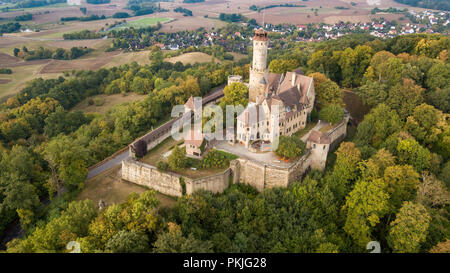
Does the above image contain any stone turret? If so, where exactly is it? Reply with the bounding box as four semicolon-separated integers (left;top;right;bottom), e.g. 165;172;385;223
306;130;331;171
249;29;269;103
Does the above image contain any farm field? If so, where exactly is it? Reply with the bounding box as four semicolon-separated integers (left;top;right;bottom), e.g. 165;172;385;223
165;52;220;65
102;50;152;67
71;93;148;114
108;17;172;30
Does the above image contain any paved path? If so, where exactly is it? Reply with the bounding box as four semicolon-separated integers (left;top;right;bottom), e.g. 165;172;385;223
86;150;130;180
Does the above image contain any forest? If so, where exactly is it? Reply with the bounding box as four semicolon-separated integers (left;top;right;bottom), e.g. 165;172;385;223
0;32;449;253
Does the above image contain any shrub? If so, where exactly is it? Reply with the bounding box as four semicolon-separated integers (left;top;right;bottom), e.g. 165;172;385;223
168;145;187;171
275;136;305;160
156;160;169;171
201;149;237;168
93;97;105;106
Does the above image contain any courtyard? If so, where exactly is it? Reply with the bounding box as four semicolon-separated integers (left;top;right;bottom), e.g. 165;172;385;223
140;136;236;179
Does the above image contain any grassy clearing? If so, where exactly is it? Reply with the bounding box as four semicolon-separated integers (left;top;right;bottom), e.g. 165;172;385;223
141;137;180;166
77;165;176;208
141;138;237;179
0;63;61;102
109;17;172;30
165;52;219;65
71;93;147;114
102;50;152;67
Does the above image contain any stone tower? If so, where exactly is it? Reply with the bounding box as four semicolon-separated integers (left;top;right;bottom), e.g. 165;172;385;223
249;29;269;103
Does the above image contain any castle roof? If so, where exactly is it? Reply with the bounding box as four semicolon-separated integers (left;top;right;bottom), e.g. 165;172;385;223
253;28;268;41
307;130;331;144
279;72;313;104
184;96;195;111
273;86;303;112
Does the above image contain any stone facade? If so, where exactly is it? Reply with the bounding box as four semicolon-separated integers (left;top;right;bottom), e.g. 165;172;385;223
184;169;231;195
122;158;183;197
230;151;312;192
249;29;269;102
237;29;315;149
122;158;231;197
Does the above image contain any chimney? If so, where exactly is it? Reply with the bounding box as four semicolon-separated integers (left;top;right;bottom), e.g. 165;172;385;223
291;72;296;87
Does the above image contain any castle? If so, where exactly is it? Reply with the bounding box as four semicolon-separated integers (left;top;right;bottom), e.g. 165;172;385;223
123;28;349;197
235;29;315;148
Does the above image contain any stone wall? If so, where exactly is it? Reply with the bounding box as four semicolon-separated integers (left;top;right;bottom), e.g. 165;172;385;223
184;169;231;195
325;115;349;151
230;152;311;192
122;158;183;197
122;158;231;197
122;115;349;196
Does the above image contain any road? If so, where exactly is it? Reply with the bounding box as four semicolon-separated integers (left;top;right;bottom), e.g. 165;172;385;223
86;150;130;180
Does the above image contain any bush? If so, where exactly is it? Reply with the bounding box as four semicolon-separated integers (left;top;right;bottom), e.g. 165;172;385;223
275;136;305;160
156;160;169;171
168;145;187;171
93;97;105;106
201;149;237;168
0;68;12;74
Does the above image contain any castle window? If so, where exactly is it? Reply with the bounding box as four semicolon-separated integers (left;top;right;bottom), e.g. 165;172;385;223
323;145;326;150
313;144;316;148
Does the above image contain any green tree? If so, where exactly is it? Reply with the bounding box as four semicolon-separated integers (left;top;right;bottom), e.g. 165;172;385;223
387;202;431;253
268;59;299;74
383;165;420;210
275;136;305;159
220;82;248;107
168;145;187;171
405;103;445;148
319;104;344;125
338;45;374;87
396;138;432;173
425;62;450;91
153;223;213;253
43;136;90;195
315;79;343;106
387;78;424;120
105;231;149;253
355;81;388;107
343;178;390;248
355;104;402;147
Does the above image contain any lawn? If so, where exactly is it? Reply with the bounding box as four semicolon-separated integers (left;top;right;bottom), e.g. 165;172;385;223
140;138;237;179
109;17;172;30
165;52;220;65
71;93;148;114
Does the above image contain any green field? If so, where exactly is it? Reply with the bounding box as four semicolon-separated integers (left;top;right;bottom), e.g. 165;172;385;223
109;17;172;30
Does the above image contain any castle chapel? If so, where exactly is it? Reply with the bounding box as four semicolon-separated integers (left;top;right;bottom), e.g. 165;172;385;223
236;29;316;147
